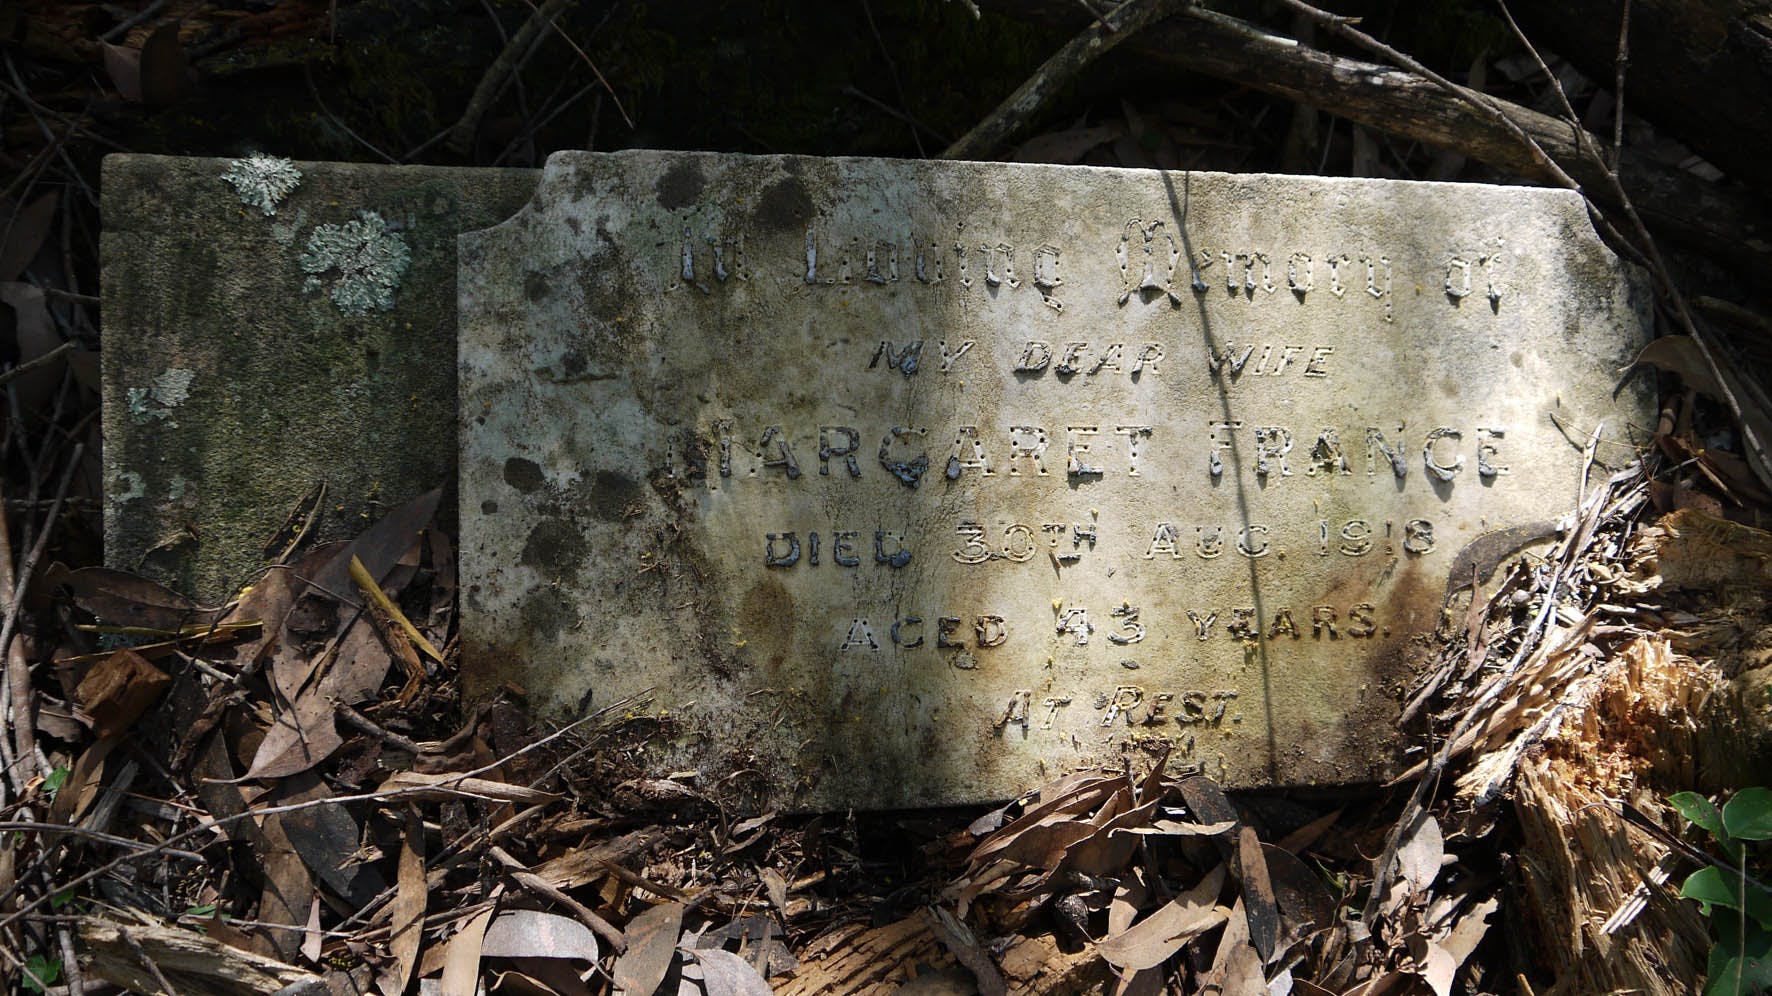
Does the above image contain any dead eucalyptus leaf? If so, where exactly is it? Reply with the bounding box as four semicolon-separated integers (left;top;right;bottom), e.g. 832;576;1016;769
614;901;684;996
1097;864;1228;970
1407;934;1458;996
380;771;560;806
379;809;425;996
0;191;59;281
139;22;189;107
1234;827;1278;963
684;949;772;996
1394;813;1444;897
75;649;171;738
101;41;144;100
1439;897;1497;968
42;564;226;632
481;910;599;964
440;908;493;996
1012;122;1124;164
310;488;441;599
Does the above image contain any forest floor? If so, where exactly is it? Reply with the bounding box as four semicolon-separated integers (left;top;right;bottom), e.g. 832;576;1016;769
4;2;1772;995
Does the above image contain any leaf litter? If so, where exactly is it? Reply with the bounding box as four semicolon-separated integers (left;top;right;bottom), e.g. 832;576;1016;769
4;467;1753;996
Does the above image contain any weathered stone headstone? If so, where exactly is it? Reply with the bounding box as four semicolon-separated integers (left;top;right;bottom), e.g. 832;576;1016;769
458;151;1653;808
103;155;535;599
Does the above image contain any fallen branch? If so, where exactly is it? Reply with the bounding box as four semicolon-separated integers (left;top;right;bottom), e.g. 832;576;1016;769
944;0;1189;160
973;0;1772;282
80;918;323;996
0;442;84;789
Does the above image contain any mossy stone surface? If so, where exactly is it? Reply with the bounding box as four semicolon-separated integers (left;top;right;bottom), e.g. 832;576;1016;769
102;154;536;600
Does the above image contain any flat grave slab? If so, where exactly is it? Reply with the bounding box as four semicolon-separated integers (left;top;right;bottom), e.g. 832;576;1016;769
102;154;536;599
458;150;1654;808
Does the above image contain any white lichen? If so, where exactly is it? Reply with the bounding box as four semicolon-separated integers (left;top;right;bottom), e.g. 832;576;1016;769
126;368;196;423
221;154;302;217
111;470;145;505
299;211;412;317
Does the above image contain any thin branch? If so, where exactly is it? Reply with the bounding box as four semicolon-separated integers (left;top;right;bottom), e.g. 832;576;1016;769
944;0;1193;160
303;65;397;164
1611;0;1631;171
0;342;75;390
100;0;171;43
0;443;82;788
860;0;925;157
1488;0;1772;491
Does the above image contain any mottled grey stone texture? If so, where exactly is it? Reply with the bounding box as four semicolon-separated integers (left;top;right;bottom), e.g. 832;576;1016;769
458;151;1654;808
103;155;535;599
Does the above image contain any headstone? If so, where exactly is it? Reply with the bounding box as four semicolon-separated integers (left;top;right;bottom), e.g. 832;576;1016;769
458;151;1653;808
102;155;536;599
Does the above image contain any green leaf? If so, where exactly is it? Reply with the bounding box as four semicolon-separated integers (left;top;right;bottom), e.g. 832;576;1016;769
183;903;217;917
1705;954;1772;996
1675;792;1730;835
20;955;61;994
1684;867;1772;930
1725;788;1772;841
49;889;75;910
1673;792;1744;863
40;765;69;803
1714;910;1772;959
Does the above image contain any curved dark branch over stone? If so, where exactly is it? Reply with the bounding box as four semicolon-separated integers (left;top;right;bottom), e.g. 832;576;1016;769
974;0;1772;282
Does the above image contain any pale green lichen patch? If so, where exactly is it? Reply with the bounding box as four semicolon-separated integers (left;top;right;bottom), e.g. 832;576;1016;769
125;368;195;423
299;210;412;316
221;154;302;217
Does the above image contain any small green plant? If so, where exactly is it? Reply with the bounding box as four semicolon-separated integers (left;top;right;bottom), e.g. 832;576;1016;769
19;954;61;993
1672;788;1772;995
40;765;68;804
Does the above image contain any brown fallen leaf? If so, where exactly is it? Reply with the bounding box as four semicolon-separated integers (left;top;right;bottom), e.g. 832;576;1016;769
614;900;685;996
1097;864;1229;971
685;948;773;996
481;910;600;963
43;564;227;633
138;21;189;107
379;809;426;996
380;770;560;806
0;282;59;412
48;735;118;826
1234;826;1278;963
1258;843;1337;939
1407;934;1458;996
310;488;442;598
301;898;323;964
75;649;170;738
1393;813;1443;898
1218;942;1267;996
441;907;494;996
0;191;59;281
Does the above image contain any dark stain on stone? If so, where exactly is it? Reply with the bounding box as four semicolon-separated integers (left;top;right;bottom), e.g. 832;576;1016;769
503;457;545;493
520;519;586;578
589;469;643;521
519;587;580;643
561;349;588;378
655;159;705;211
754;175;813;232
740;577;796;678
524;271;551;302
481;499;499;514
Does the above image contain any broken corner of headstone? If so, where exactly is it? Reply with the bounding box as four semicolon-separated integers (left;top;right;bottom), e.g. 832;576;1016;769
455;150;1655;809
